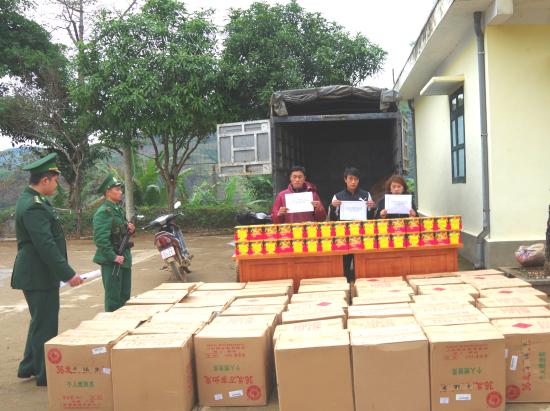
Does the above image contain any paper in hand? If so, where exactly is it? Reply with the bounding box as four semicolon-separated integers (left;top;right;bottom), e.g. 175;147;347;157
385;194;412;215
340;201;367;221
285;192;314;213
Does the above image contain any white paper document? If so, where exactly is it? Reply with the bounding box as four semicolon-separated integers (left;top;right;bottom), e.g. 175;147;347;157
340;201;367;221
285;192;314;213
385;194;412;214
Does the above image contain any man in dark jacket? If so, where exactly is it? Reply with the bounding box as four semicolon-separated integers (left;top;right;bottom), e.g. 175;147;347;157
12;153;83;387
329;167;376;281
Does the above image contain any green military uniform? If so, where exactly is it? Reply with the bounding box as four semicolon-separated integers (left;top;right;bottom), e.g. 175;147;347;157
11;153;76;386
93;173;132;312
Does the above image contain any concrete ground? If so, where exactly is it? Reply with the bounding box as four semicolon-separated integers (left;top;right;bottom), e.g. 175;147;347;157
0;234;547;411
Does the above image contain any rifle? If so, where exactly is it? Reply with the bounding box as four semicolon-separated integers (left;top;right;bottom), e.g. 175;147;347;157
111;207;137;281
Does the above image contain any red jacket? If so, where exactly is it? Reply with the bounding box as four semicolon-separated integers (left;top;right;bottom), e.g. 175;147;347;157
271;181;326;224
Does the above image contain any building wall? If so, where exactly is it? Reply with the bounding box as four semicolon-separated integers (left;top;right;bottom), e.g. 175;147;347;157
485;24;550;241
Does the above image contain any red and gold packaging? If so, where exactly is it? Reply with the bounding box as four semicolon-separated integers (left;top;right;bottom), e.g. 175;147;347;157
449;230;462;245
378;234;392;249
435;217;449;232
332;222;348;237
249;240;264;255
405;218;420;233
420;217;436;232
291;239;305;253
278;224;293;239
434;231;449;246
292;224;306;239
363;220;377;235
235;241;250;256
304;223;320;239
304;239;320;253
405;233;420;247
264;225;278;240
419;232;435;246
248;225;265;240
448;215;462;231
234;226;249;241
362;235;378;250
392;233;406;248
389;219;406;233
320;238;333;252
376;220;391;235
318;222;333;238
278;239;293;253
332;237;348;251
347;236;364;251
264;239;278;255
347;221;363;236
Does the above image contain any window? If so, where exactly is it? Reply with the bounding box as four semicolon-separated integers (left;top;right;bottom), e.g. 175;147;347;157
449;87;465;183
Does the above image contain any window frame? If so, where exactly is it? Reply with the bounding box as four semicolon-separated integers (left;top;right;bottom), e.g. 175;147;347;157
449;86;466;184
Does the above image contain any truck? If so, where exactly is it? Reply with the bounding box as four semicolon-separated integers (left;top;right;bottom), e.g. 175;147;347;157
217;85;409;212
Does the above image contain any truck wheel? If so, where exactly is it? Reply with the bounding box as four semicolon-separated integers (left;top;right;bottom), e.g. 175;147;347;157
170;261;185;282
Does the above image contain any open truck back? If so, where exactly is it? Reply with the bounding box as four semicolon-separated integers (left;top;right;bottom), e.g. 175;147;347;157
217;85;408;212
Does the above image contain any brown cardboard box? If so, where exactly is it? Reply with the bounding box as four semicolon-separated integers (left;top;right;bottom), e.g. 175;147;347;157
482;287;548;302
355;288;414;298
409;277;465;294
115;304;173;314
236;286;290;299
288;300;348;315
76;320;141;332
423;323;506;411
131;321;205;335
196;283;246;291
412;304;489;327
347;316;418;330
208;314;278;350
290;291;347;303
111;334;195;411
154;282;200;291
149;311;216;323
355;280;408;289
195;325;273;406
220;305;285;325
456;269;503;277
351;325;430;411
272;319;344;347
477;295;549;309
245;279;295;296
45;330;126;411
93;312;151;323
481;307;550;320
136;289;189;300
412;293;475;306
275;330;354;411
282;308;347;327
491;318;550;402
348;304;413;319
300;277;348;285
406;272;458;283
169;306;226;316
230;295;289;310
352;295;412;305
189;290;239;299
175;297;234;309
297;284;351;303
355;276;404;283
418;283;480;299
125;296;182;305
466;277;532;291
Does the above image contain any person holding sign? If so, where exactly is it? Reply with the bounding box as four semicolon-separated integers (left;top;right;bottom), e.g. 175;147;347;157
329;167;376;281
376;175;417;219
271;166;326;224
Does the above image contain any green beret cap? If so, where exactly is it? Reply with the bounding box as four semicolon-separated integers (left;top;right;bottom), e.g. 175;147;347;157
97;172;122;195
22;153;60;175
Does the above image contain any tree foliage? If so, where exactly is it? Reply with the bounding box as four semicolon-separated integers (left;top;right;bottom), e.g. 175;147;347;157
221;0;388;119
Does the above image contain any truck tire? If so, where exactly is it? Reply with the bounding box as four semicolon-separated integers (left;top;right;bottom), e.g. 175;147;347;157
170;261;185;282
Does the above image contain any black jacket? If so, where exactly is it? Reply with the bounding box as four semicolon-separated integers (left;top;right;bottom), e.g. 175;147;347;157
376;195;417;220
329;187;377;221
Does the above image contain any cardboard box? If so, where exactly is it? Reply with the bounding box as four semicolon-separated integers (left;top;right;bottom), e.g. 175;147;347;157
351;325;430;411
348;304;413;319
363;220;377;235
377;234;392;249
45;330;126;411
352;295;412;305
355;287;414;298
208;314;278;343
455;269;503;277
230;296;289;309
176;297;234;309
347;316;418;331
355;280;409;290
448;215;462;230
195;325;273;406
331;236;348;251
236;286;290;299
136;289;189;300
93;312;151;323
292;223;307;239
412;293;475;306
409;277;465;294
412;304;489;327
376;219;391;235
347;221;363;236
406;272;458;283
355;276;404;283
76;320;141;332
131;321;205;335
297;283;350;303
263;224;278;240
418;284;480;299
150;311;216;323
290;291;347;303
265;239;279;255
460;274;509;284
277;224;292;239
112;334;195;411
272;319;344;347
282;308;347;327
169;306;226;316
405;218;421;233
392;233;407;248
245;279;295;296
332;222;348;237
275;330;354;411
476;295;549;310
466;278;532;291
347;235;364;251
405;232;421;247
278;239;293;253
248;225;265;240
482;287;548;302
300;277;347;286
235;241;250;256
481;307;550;320
419;232;435;246
423;323;506;411
190;290;238;299
491;318;550;402
115;304;172;314
125;296;182;305
196;283;246;291
304;223;321;238
154;282;199;291
220;305;285;325
318;222;334;238
288;300;348;315
449;230;462;245
420;217;436;232
235;226;249;241
362;234;379;250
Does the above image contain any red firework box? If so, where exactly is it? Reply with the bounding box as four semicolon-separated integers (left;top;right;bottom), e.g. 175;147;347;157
264;225;278;240
434;231;449;246
362;235;378;250
420;217;436;232
449;230;462;245
419;232;435;246
347;221;363;236
405;233;421;247
304;223;320;239
363;220;377;235
392;233;406;248
291;224;307;240
235;226;249;241
434;217;449;232
249;240;265;255
304;239;321;253
318;222;333;238
389;219;406;234
249;225;265;240
278;239;293;254
235;241;250;256
277;224;293;239
378;234;392;249
405;218;421;233
291;239;305;253
376;220;391;235
347;236;364;251
332;222;348;237
332;237;348;251
448;215;462;231
264;240;278;255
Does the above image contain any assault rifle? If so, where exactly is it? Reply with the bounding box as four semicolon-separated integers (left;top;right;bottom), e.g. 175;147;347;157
111;207;137;281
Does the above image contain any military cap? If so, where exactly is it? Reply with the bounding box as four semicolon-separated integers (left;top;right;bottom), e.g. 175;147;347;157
97;173;122;195
22;153;60;175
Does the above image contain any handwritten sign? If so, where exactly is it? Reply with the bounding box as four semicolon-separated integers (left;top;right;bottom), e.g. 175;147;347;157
340;201;367;221
285;192;314;213
385;194;412;214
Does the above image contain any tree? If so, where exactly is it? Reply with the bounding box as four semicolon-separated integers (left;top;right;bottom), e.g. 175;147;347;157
221;0;388;120
76;0;235;213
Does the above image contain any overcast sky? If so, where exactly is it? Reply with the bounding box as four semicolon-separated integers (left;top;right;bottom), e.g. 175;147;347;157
0;0;435;151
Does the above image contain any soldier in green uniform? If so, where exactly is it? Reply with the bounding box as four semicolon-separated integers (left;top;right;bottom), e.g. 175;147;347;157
12;153;84;387
93;173;134;312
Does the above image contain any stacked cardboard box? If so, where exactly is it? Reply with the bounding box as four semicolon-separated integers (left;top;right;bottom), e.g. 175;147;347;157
481;287;548;301
348;303;414;319
476;295;549;310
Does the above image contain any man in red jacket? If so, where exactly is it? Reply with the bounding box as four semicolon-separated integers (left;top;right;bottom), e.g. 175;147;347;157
271;166;326;224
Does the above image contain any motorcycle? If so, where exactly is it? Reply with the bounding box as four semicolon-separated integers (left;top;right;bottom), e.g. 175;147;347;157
140;201;193;282
235;202;272;225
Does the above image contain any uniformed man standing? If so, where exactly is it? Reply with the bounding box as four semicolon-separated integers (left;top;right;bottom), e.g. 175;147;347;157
93;173;134;312
12;153;83;387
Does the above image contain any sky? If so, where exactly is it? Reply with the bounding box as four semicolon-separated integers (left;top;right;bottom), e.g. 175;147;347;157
0;0;435;151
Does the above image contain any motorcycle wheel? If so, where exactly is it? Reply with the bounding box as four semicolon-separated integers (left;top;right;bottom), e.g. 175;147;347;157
169;261;186;282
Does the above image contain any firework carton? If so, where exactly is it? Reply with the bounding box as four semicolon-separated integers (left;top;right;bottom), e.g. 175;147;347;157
264;240;278;255
264;225;278;240
434;231;450;246
291;239;305;253
378;234;392;249
304;223;320;239
318;222;333;238
248;225;265;240
347;221;363;236
332;237;348;252
249;240;264;256
392;233;406;249
235;241;250;256
347;236;364;251
448;215;462;231
420;217;436;232
406;233;421;247
390;219;406;234
278;224;293;239
278;239;293;254
319;238;333;252
333;222;348;237
405;218;421;233
419;232;435;246
362;235;378;250
449;231;462;245
291;224;306;239
376;220;391;235
435;217;449;232
363;220;377;235
304;239;321;253
235;226;249;241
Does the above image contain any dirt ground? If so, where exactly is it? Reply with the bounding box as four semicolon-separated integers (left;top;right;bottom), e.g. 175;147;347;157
0;234;548;411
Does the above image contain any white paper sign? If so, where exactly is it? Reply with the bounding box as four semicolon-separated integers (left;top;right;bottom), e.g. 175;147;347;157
214;394;223;401
385;194;412;214
285;192;314;213
102;368;111;375
229;390;243;398
456;394;471;401
340;201;367;221
92;347;107;355
440;398;449;404
510;355;518;370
